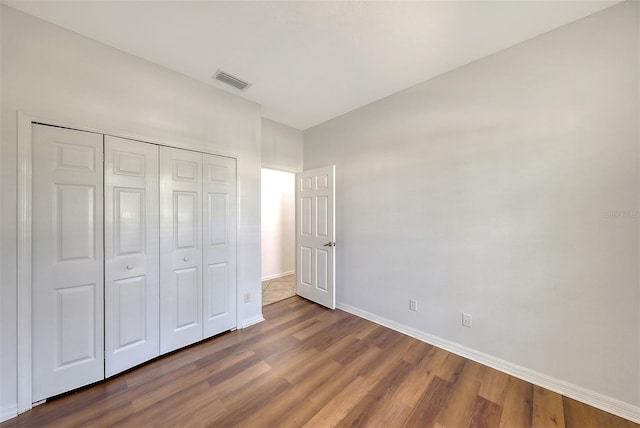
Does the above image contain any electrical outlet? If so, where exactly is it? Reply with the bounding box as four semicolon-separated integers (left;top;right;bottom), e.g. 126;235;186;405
244;292;251;303
409;299;418;312
462;313;472;328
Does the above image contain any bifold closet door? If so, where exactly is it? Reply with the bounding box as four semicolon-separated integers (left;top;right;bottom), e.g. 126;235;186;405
104;136;160;377
32;124;104;402
160;147;204;353
203;154;237;338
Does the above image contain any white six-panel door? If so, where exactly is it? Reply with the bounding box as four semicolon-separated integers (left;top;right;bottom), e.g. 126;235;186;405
202;154;237;338
32;124;105;402
296;166;336;309
104;136;160;376
159;147;204;353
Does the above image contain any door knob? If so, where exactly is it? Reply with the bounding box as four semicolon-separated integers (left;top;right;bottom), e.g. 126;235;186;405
323;242;335;247
183;257;189;262
126;265;133;270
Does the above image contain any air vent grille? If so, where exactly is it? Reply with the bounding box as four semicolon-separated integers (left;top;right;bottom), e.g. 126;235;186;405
214;70;251;91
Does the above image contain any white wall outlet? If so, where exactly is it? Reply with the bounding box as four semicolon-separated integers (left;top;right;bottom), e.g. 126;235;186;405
462;313;472;328
244;292;251;303
409;299;418;311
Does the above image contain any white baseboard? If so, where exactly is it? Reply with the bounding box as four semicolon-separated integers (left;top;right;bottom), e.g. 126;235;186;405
336;302;640;424
240;314;265;329
261;271;295;282
1;404;18;423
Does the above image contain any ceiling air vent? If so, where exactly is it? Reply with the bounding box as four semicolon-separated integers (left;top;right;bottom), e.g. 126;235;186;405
213;70;251;91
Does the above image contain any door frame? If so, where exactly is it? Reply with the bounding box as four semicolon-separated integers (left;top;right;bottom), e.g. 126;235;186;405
260;166;296;284
16;111;241;413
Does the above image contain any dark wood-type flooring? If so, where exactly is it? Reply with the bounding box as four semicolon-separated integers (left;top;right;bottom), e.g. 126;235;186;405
2;296;637;428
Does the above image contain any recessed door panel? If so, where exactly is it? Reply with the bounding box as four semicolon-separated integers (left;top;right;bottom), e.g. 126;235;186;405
175;268;199;329
301;197;312;236
208;194;227;246
114;151;145;176
300;247;312;287
32;124;104;402
105;136;159;377
56;184;95;261
160;147;203;353
316;174;328;189
56;284;96;367
301;177;312;191
316;196;328;238
315;249;329;292
113;276;146;351
202;154;237;338
207;263;228;319
173;160;198;182
208;165;227;183
55;142;96;172
115;188;144;255
175;192;198;249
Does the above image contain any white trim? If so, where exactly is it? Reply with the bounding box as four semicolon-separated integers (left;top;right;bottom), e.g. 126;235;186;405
16;111;243;413
295;172;300;301
261;163;301;174
0;404;18;423
261;270;295;282
17;111;33;414
234;157;241;346
336;301;640;424
239;314;265;329
0;5;2;414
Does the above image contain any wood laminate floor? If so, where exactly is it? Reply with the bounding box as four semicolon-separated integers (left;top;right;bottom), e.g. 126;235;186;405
2;296;637;428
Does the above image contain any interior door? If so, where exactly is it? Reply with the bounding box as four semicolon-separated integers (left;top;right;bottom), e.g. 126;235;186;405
296;166;336;309
104;136;160;377
159;147;203;353
32;124;104;402
202;154;237;338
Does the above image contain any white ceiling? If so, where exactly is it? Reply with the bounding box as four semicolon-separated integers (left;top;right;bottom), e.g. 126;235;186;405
5;0;620;130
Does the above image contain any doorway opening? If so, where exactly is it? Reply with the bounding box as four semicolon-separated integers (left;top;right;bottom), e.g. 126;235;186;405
261;168;296;306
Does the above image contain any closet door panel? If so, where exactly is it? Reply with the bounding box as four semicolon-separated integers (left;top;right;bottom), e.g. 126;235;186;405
203;154;237;338
104;136;160;377
32;124;104;402
160;147;203;353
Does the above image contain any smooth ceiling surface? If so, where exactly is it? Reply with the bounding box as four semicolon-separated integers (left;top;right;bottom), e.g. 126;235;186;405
5;1;621;130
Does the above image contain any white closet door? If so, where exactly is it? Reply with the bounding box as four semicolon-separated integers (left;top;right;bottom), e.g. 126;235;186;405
160;147;203;353
104;136;160;377
32;124;104;402
202;154;237;338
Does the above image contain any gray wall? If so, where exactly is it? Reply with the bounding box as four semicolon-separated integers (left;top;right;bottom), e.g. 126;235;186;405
1;5;263;416
262;118;303;172
305;1;639;409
